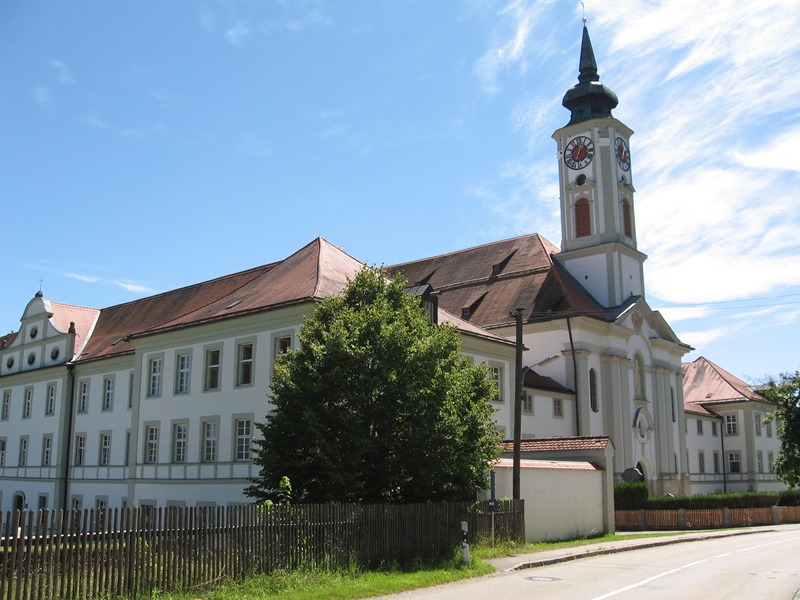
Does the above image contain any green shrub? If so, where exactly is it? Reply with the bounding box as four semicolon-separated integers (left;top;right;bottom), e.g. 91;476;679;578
644;492;778;510
614;482;648;510
778;489;800;506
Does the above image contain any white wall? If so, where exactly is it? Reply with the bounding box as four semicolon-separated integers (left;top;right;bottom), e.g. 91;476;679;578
484;460;605;542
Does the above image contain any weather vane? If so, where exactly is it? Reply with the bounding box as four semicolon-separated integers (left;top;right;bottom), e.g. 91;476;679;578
581;1;587;24
39;277;44;292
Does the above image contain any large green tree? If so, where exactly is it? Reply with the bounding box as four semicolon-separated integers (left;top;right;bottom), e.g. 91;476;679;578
246;267;501;504
762;371;800;488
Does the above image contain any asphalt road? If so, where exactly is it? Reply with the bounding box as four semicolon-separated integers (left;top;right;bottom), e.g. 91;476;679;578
377;525;800;599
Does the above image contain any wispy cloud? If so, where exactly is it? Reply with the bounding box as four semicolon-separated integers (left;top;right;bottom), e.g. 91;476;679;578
114;281;156;294
32;86;51;108
65;272;156;294
481;0;800;309
50;59;75;84
226;20;251;46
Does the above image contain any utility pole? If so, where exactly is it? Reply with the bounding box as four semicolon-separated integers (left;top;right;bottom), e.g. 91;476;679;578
512;308;524;500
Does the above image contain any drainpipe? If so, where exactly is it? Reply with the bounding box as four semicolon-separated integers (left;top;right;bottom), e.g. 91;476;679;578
62;363;77;511
511;308;524;501
566;317;580;435
719;415;727;494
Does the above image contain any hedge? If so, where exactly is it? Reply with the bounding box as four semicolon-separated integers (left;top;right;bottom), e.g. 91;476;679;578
614;486;800;510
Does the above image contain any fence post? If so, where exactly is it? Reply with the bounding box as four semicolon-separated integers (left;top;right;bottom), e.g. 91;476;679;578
460;521;470;565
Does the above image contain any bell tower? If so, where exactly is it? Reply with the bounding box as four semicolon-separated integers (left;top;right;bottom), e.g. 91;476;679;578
553;25;646;309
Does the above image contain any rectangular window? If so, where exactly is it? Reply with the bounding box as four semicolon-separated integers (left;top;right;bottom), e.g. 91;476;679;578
145;425;159;464
553;397;564;418
768;451;775;473
0;438;5;466
698;450;705;474
766;420;773;438
757;450;764;473
713;451;720;474
46;384;56;415
148;358;163;397
712;421;718;437
1;390;9;420
725;414;738;436
19;437;28;466
205;349;221;391
38;495;47;510
71;496;82;511
23;388;32;418
235;418;251;461
237;343;254;387
696;419;703;435
175;353;191;394
42;435;53;466
274;336;291;359
754;412;762;436
489;366;502;402
99;433;111;466
74;434;86;466
125;431;130;465
78;381;89;413
172;423;187;463
202;421;218;463
103;377;114;411
522;390;533;413
128;373;134;408
728;451;741;474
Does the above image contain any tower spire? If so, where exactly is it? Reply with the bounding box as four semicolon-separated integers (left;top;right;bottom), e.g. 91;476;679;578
562;25;618;126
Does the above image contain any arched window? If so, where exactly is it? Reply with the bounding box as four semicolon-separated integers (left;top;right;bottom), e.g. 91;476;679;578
589;368;598;412
622;199;632;238
670;387;676;422
575;198;591;237
634;354;646;401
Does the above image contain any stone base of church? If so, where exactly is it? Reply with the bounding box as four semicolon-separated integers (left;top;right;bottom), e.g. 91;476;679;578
655;474;692;497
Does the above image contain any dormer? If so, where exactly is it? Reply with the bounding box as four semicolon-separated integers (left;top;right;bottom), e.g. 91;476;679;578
0;292;100;376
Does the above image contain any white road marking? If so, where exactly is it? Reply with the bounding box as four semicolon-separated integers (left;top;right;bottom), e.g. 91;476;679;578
591;535;800;600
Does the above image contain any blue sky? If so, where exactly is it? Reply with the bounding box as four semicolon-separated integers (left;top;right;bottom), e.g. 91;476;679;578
2;1;799;383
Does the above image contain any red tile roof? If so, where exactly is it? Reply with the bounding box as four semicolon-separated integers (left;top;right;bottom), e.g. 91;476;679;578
388;234;602;329
682;356;769;409
524;369;574;394
0;332;16;350
47;301;100;357
500;435;613;453
437;307;514;346
492;458;600;471
79;238;362;361
73;238;511;363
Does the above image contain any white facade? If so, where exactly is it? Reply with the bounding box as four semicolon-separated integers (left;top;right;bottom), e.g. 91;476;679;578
685;405;782;495
0;264;517;511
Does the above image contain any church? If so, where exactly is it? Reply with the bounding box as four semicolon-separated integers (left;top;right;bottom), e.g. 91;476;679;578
390;25;691;496
0;25;780;512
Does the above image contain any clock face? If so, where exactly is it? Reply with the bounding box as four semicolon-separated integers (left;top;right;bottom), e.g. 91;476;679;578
564;136;595;170
614;136;631;171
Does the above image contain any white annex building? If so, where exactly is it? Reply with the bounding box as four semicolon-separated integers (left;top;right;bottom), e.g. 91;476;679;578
0;26;783;511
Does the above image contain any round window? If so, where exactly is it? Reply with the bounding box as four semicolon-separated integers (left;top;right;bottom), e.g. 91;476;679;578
27;353;36;365
30;326;38;339
5;357;14;369
51;347;60;360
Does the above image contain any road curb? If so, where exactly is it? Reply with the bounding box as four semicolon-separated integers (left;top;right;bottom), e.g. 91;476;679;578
500;529;769;572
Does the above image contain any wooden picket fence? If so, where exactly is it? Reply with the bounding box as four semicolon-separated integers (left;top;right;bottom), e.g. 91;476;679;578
0;500;523;599
616;505;800;531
